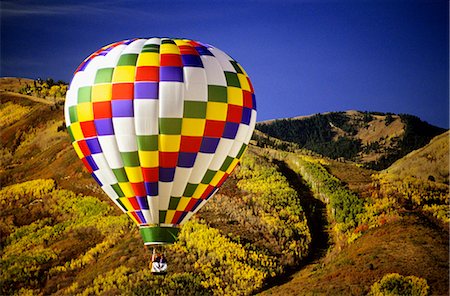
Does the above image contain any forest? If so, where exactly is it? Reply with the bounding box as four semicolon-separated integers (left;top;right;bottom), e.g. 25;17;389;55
0;78;448;295
256;111;446;169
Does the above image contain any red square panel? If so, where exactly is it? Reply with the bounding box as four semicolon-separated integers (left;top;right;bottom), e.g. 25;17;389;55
159;152;178;168
243;91;253;108
93;102;112;119
112;83;134;100
201;185;215;199
80;121;97;138
217;173;230;187
142;167;159;182
131;182;147;197
171;211;184;225
188;40;201;47
128;197;140;210
185;198;198;212
204;120;225;137
226;104;243;123
130;211;142;223
179;45;198;55
136;66;159;81
160;54;182;67
81;157;93;173
77;140;90;156
180;136;203;153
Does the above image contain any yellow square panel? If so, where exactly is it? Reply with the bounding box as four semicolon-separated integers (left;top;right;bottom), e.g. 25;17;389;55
72;141;85;159
91;84;112;102
210;171;226;186
159;135;181;152
181;118;206;137
124;167;144;183
192;183;208;199
138;151;159;167
227;87;243;106
237;63;248;76
174;40;190;46
160;44;180;55
136;52;160;67
120;197;135;211
206;102;228;121
126;211;140;224
119;182;135;197
165;210;176;224
226;158;240;174
237;74;251;91
77;103;94;122
70;122;84;140
112;66;136;83
176;197;191;211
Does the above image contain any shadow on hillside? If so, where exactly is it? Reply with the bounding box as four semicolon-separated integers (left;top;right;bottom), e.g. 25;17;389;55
260;159;330;290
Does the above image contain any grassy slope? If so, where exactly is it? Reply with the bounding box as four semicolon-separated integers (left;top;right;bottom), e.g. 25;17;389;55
261;214;449;295
2;78;448;295
0;90;103;198
1;81;311;295
385;131;449;184
258;149;449;295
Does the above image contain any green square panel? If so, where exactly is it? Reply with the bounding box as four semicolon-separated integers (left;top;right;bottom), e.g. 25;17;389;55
220;156;234;172
201;170;217;184
115;198;127;211
183;183;198;197
121;151;140;167
117;54;138;66
142;44;160;53
230;61;243;74
112;168;128;182
112;183;125;197
208;85;227;102
225;72;241;88
236;143;247;159
95;68;114;84
168;197;181;210
159;118;182;135
77;86;91;103
67;126;75;142
69;106;78;123
161;39;176;44
184;101;207;118
159;211;167;224
137;135;158;151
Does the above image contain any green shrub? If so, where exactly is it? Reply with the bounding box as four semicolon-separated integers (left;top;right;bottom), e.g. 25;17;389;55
369;273;429;296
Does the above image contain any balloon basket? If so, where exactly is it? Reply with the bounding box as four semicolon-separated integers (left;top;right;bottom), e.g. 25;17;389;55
140;226;180;245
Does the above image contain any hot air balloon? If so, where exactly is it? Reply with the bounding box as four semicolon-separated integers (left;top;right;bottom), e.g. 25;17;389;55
64;38;256;251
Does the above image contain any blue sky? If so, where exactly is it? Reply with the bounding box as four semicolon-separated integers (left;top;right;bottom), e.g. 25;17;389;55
1;0;448;127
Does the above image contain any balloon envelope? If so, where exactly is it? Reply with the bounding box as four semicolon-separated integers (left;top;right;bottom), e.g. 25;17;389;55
64;38;256;245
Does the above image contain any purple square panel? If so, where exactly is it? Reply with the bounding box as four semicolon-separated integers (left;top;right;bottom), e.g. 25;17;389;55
112;100;134;117
160;67;183;82
94;119;114;135
135;82;159;99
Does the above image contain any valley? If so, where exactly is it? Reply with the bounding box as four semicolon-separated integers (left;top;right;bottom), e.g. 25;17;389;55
1;77;448;295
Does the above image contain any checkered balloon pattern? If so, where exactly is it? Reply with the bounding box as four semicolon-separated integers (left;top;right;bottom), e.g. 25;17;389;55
65;38;256;229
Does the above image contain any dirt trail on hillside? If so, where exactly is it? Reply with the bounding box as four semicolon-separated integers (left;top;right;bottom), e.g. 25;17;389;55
258;159;331;291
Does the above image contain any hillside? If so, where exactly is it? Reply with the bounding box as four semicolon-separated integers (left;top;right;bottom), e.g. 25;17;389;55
385;131;449;184
261;214;449;295
1;78;448;295
1;78;312;295
256;110;447;170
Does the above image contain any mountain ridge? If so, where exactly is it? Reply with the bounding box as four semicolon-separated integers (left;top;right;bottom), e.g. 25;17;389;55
256;110;446;170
